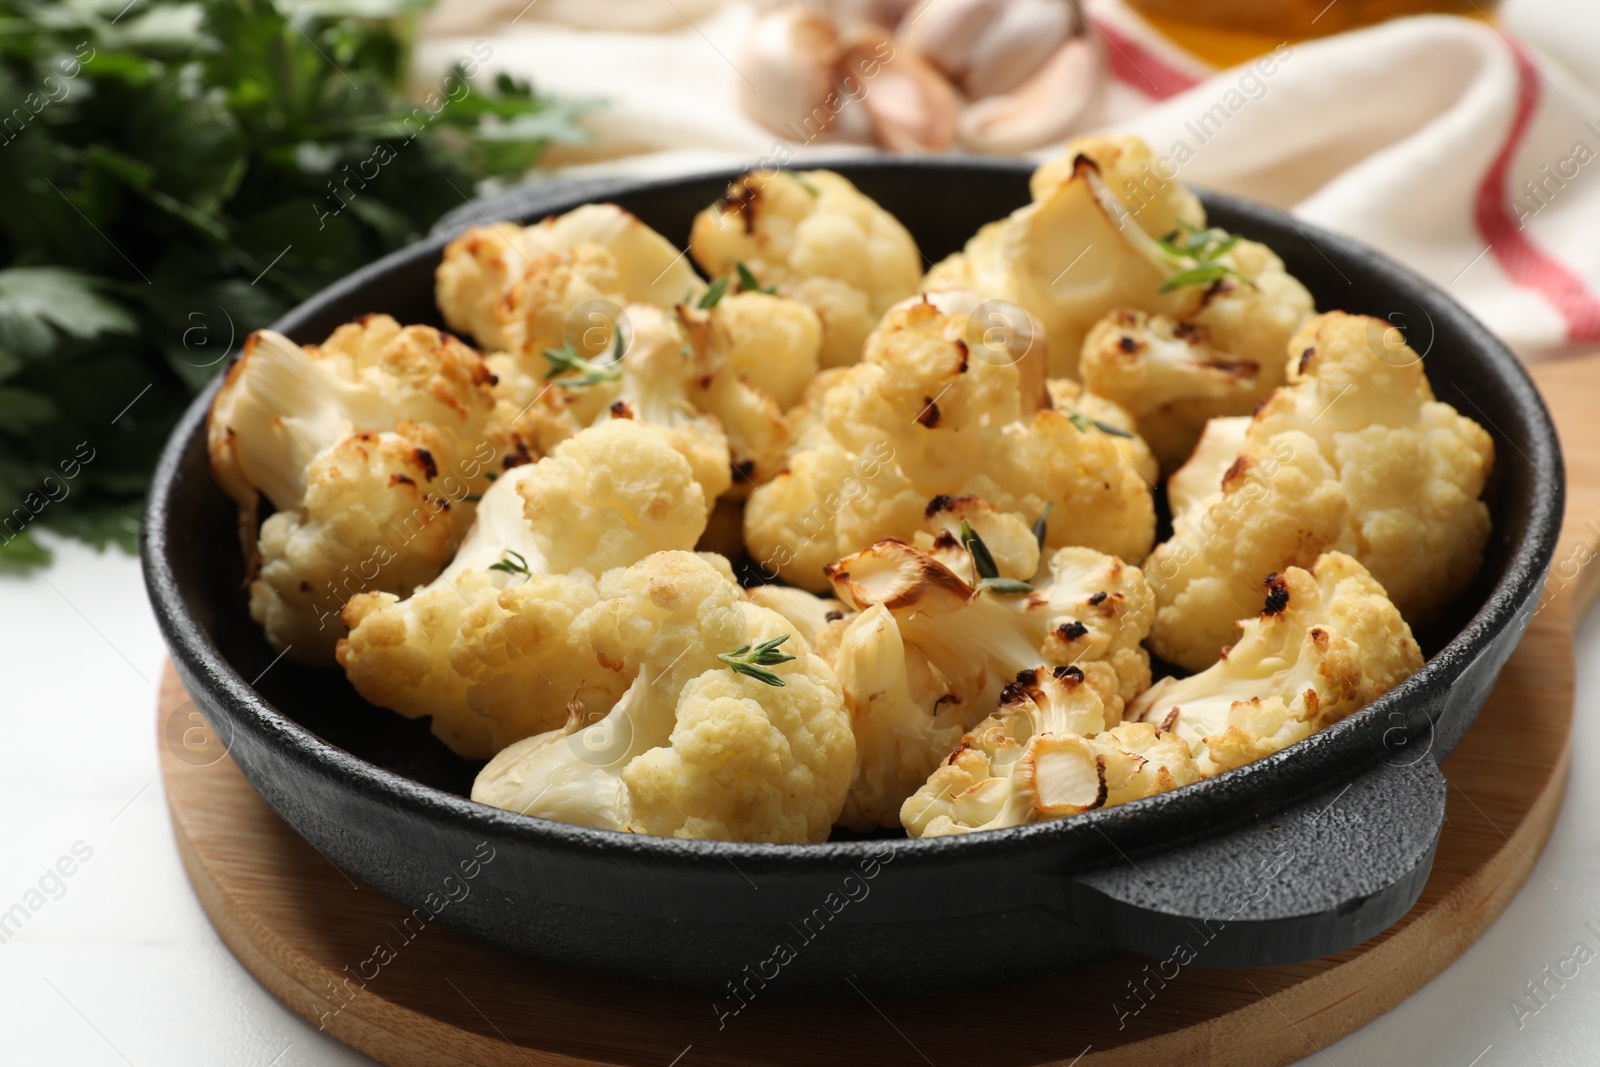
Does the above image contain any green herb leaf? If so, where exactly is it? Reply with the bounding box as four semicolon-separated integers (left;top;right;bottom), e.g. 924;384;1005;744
697;276;731;309
959;519;1000;583
1156;222;1239;264
718;634;796;687
977;577;1035;595
0;268;136;359
1067;412;1134;438
542;341;622;386
0;530;52;570
1158;263;1248;294
735;262;774;295
487;548;533;581
790;173;820;196
0;0;590;571
1032;503;1053;549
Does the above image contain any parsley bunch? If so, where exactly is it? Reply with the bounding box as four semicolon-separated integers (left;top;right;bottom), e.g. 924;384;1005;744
0;0;589;567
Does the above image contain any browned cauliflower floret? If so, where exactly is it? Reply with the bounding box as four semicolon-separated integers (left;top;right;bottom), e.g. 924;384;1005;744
337;420;709;758
1046;377;1161;485
1129;552;1423;777
1028;134;1205;234
1079;234;1315;471
1145;311;1493;670
472;552;854;843
819;537;1153;829
928;135;1313;389
473;286;805;506
744;296;1155;592
900;668;1199;838
711;290;823;410
207;319;504;664
690;169;922;367
436;204;704;353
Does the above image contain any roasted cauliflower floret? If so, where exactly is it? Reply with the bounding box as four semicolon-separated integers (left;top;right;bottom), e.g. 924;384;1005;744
745;296;1155;592
690;169;922;368
928;136;1311;385
208;319;504;664
900;667;1199;838
913;494;1041;582
827;604;967;831
1145;311;1493;670
472;552;854;843
1129;552;1423;777
712;290;823;409
436;204;704;353
1080;239;1315;471
1028;134;1205;236
494;302;747;505
337;420;709;758
1046;378;1160;485
820;538;1153;829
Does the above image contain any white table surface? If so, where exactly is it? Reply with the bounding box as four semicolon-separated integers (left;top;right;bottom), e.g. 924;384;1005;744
5;2;1600;1061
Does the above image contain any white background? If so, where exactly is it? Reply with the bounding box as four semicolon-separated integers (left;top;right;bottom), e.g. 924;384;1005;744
5;1;1600;1064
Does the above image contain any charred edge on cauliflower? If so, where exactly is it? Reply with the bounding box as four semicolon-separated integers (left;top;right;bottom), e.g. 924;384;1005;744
999;664;1086;708
718;180;760;234
1262;573;1290;616
503;439;533;469
1057;620;1089;640
917;397;941;428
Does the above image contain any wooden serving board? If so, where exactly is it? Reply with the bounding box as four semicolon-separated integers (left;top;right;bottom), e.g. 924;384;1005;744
158;357;1597;1067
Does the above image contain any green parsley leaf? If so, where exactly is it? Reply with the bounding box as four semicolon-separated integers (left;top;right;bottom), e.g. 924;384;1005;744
0;530;52;570
718;634;796;687
0;0;591;571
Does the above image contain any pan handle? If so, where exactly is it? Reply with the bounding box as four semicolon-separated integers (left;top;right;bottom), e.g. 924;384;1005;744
1061;755;1447;967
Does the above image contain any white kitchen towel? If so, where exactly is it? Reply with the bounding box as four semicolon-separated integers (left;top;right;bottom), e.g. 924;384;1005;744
415;0;1600;362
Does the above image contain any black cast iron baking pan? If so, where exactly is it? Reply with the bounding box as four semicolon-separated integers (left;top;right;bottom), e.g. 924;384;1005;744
143;157;1563;996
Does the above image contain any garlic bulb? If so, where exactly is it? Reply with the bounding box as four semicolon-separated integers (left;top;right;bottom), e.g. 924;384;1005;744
958;35;1101;155
898;0;1076;100
739;7;843;139
841;27;958;153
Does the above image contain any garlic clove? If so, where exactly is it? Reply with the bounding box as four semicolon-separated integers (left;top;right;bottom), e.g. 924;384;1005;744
957;35;1100;156
842;29;959;153
895;0;1003;81
961;0;1075;100
738;7;843;140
